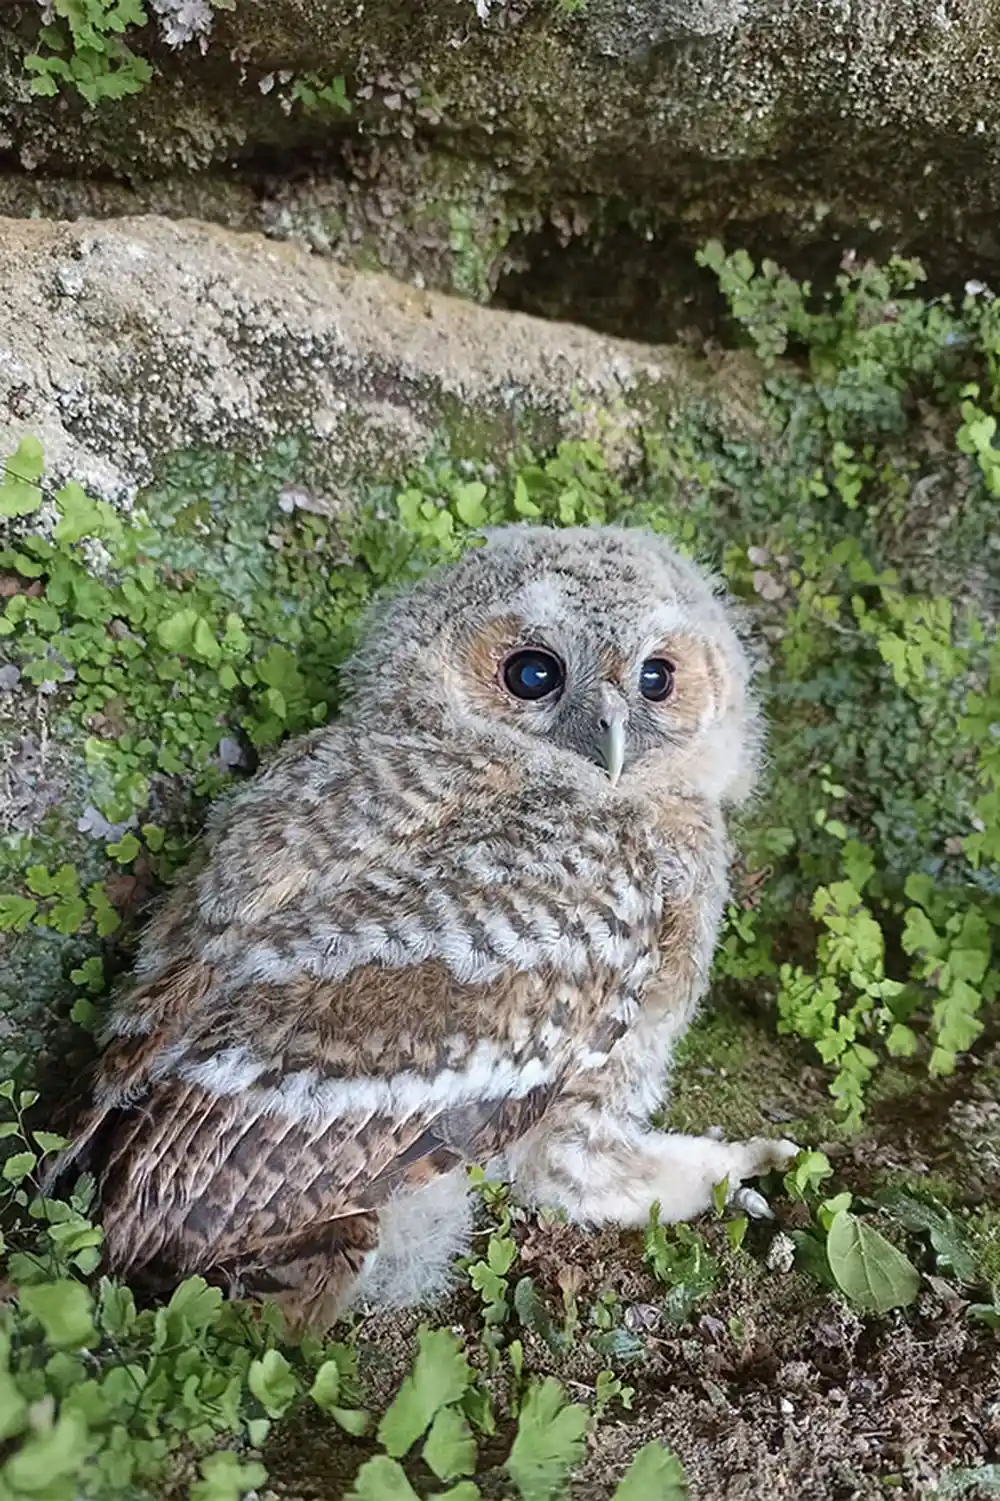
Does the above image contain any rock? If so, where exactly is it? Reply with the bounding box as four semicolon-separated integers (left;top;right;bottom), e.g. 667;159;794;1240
2;2;1000;331
766;1231;798;1274
0;215;724;504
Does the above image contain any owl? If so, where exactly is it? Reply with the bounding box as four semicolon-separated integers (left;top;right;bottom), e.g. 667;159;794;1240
57;523;795;1332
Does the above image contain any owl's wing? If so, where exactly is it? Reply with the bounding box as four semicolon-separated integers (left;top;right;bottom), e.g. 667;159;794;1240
65;726;658;1279
72;990;561;1281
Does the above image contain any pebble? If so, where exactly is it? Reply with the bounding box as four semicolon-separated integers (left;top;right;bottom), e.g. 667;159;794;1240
765;1231;797;1273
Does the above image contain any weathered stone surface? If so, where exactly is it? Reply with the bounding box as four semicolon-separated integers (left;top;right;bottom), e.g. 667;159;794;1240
2;1;1000;333
0;214;720;502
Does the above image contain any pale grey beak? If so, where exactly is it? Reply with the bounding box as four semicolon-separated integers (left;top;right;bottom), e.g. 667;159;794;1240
595;682;628;787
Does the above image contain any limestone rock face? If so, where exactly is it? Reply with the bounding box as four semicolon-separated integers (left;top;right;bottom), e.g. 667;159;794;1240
0;215;709;501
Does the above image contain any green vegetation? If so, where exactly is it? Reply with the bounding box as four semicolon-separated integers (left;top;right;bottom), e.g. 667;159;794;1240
23;0;153;104
288;73;352;116
1;245;999;1494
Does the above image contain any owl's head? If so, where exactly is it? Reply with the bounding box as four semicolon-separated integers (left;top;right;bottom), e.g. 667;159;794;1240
343;525;760;805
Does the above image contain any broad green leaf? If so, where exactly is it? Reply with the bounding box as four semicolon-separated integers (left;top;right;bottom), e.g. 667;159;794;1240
378;1326;472;1458
19;1280;97;1347
877;1190;979;1283
424;1405;477;1482
506;1378;589;1501
826;1210;920;1313
156;606;199;653
0;1366;28;1442
0;894;38;931
612;1441;689;1500
453;482;488;527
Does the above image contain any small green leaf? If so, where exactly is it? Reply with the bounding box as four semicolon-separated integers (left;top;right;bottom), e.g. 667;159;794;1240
347;1456;420;1501
19;1280;97;1347
3;1151;37;1184
513;475;542;517
308;1359;341;1412
107;831;141;864
53;481;123;544
248;1348;299;1417
191;1451;269;1501
612;1441;689;1500
784;1150;834;1200
453;482;488;528
33;1131;69;1155
725;1215;749;1250
156;606;199;653
0;1367;28;1441
0;437;44;517
826;1210;920;1313
332;1406;370;1436
192;614;221;665
164;1275;224;1333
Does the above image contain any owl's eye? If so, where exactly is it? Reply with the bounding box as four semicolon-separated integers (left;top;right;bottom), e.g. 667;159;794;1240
502;649;565;702
639;658;674;702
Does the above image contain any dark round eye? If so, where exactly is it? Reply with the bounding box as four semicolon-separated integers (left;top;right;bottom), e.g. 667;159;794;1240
502;649;565;702
639;657;674;702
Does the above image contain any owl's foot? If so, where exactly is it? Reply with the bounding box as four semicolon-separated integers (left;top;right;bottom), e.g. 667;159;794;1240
640;1131;799;1226
509;1122;798;1229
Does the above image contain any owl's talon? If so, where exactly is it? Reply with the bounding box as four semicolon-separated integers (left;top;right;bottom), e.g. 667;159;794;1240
730;1185;773;1220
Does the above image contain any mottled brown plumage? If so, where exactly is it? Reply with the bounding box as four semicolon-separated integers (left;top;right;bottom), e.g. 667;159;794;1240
59;524;794;1330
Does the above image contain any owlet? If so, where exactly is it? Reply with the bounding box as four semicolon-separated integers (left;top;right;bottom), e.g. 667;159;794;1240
58;523;795;1330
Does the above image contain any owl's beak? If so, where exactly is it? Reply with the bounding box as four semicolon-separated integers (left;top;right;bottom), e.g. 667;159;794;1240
595;682;628;787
